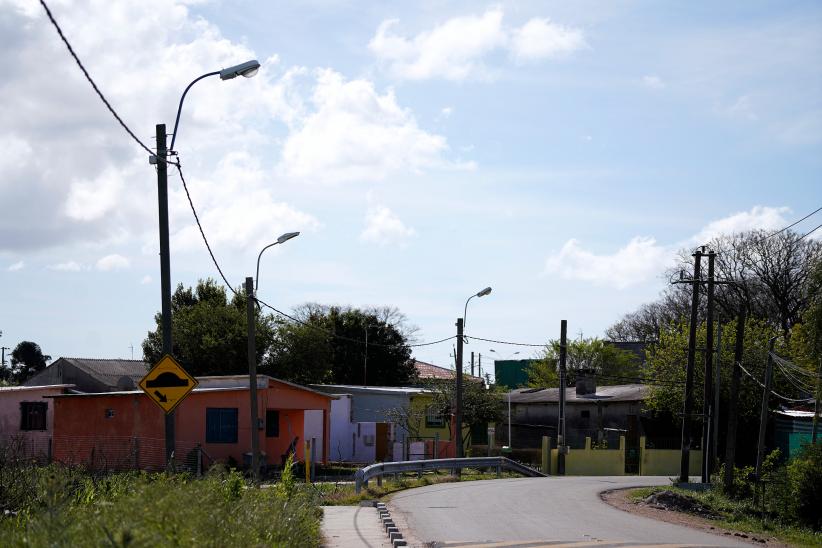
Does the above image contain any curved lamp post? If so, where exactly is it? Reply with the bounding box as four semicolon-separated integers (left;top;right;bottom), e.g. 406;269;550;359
153;59;260;466
247;231;299;483
455;286;492;460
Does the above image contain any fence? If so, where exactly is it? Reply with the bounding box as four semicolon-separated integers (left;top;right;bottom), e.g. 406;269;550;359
1;434;52;464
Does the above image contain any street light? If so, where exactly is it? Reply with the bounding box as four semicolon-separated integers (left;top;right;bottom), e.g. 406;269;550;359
247;232;299;483
489;349;520;361
153;60;260;466
256;232;300;291
455;286;492;460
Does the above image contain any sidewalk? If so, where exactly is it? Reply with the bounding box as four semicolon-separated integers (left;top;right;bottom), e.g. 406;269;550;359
321;505;393;547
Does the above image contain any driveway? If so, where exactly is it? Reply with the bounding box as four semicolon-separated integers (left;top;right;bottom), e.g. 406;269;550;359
388;476;748;547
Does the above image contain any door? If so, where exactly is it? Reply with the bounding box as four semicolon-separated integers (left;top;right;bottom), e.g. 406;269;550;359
375;423;390;462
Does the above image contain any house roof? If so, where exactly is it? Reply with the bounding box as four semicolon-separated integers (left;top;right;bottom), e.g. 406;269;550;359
48;358;149;385
508;384;649;404
414;360;482;382
310;384;428;396
0;384;74;392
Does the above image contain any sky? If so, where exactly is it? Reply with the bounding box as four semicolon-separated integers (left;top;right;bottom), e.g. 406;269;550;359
0;0;820;375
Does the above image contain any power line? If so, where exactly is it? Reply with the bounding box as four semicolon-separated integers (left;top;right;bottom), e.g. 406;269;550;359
738;362;813;403
797;222;822;243
464;335;545;347
754;206;822;244
39;0;162;160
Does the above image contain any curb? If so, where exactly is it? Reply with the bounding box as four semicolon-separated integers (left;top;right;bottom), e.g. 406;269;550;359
373;501;407;547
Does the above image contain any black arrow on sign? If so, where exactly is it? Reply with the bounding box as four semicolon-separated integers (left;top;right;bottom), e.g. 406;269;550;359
154;390;168;403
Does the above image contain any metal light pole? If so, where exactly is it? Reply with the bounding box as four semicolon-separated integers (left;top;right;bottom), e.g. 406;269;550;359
153;59;260;465
248;231;299;483
456;287;492;458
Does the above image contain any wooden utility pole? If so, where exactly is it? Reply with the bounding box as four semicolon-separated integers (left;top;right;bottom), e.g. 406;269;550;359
455;318;464;459
813;358;821;444
702;250;716;483
755;337;776;479
557;320;568;475
471;351;475;377
246;277;260;484
680;248;703;483
723;311;746;493
712;325;722;472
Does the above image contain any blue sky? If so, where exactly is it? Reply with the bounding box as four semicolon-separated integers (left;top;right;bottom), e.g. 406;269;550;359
0;0;820;374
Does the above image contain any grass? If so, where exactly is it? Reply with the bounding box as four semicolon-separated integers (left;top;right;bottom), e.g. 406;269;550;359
0;465;322;547
627;486;822;547
316;468;518;506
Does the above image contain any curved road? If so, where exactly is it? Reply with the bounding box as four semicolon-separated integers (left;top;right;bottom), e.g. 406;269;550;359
388;476;747;547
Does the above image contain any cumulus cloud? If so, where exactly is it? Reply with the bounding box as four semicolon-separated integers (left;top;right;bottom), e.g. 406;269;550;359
360;205;415;246
279;69;467;183
544;206;794;289
6;261;24;272
368;8;585;80
140;275;152;284
545;237;669;290
95;254;130;271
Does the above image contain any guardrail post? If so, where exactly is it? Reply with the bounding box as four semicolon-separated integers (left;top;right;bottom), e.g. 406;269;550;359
377;464;383;487
496;463;501;477
541;436;549;474
355;470;362;494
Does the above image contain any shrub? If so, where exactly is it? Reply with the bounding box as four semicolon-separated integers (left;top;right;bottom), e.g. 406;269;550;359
787;443;822;531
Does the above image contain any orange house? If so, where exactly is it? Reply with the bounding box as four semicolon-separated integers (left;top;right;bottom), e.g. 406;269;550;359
51;375;333;470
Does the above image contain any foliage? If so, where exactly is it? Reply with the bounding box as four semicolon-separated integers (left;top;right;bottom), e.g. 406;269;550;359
525;337;641;388
143;279;277;377
267;303;417;386
1;341;51;384
0;463;321;547
786;442;822;530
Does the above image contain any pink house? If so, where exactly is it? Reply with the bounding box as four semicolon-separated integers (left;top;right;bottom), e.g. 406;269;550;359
0;384;73;460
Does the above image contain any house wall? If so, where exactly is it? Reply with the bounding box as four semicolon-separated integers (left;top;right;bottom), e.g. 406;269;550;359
511;400;642;448
326;395;357;462
0;386;66;459
52;381;331;470
25;361;109;393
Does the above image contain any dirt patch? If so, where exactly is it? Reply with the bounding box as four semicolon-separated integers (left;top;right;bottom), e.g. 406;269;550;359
600;488;789;548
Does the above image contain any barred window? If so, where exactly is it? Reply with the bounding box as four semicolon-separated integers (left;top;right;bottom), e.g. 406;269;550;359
425;406;445;428
20;402;47;431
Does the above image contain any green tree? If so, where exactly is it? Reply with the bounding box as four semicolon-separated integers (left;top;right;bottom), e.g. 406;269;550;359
267;304;417;386
142;279;277;377
525;337;641;388
7;341;51;383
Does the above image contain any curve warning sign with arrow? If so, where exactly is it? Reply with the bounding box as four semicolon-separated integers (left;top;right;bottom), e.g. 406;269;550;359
139;355;199;414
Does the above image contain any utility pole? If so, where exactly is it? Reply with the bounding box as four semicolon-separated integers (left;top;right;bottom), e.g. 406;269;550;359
246;277;260;484
702;250;716;483
679;248;703;484
478;353;482;382
812;358;821;444
455;318;464;459
755;338;776;479
1;347;9;370
723;311;746;493
557;319;567;475
471;351;475;377
363;325;368;386
156;123;175;465
712;325;722;473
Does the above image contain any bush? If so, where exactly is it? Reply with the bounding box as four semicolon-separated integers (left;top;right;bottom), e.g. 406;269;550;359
787;443;822;531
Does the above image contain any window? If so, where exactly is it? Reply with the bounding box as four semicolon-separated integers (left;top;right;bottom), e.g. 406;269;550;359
580;410;590;418
265;409;279;437
425;406;445;428
206;408;238;443
20;402;47;431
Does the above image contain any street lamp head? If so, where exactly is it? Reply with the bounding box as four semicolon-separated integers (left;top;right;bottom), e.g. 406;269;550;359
220;60;261;80
276;231;300;244
476;287;492;298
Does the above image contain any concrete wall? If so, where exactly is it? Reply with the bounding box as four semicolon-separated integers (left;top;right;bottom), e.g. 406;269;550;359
512;400;641;448
0;386;68;459
639;436;701;476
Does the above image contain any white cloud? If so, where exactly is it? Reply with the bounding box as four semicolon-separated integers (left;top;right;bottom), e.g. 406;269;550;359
509;18;586;63
279;69;466;183
49;261;84;272
544;237;669;290
642;75;665;89
6;261;24;272
360;205;415;246
545;206;794;289
369;8;584;81
725;95;758;121
690;206;789;244
140;275;152;284
95;254;130;271
441;106;453;117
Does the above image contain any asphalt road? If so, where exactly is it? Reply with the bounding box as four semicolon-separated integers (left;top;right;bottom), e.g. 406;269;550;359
388;476;748;547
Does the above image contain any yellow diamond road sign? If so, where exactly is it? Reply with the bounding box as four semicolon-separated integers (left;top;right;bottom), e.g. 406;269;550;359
139;355;198;414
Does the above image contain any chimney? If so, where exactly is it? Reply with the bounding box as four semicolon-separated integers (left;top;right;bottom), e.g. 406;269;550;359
575;369;596;395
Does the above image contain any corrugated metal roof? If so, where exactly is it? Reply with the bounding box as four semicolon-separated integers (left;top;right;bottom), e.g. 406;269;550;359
508;384;649;404
59;358;149;381
0;384;74;392
311;384;429;396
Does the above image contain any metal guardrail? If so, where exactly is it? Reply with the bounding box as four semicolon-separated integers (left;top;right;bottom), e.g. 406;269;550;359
354;456;547;493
